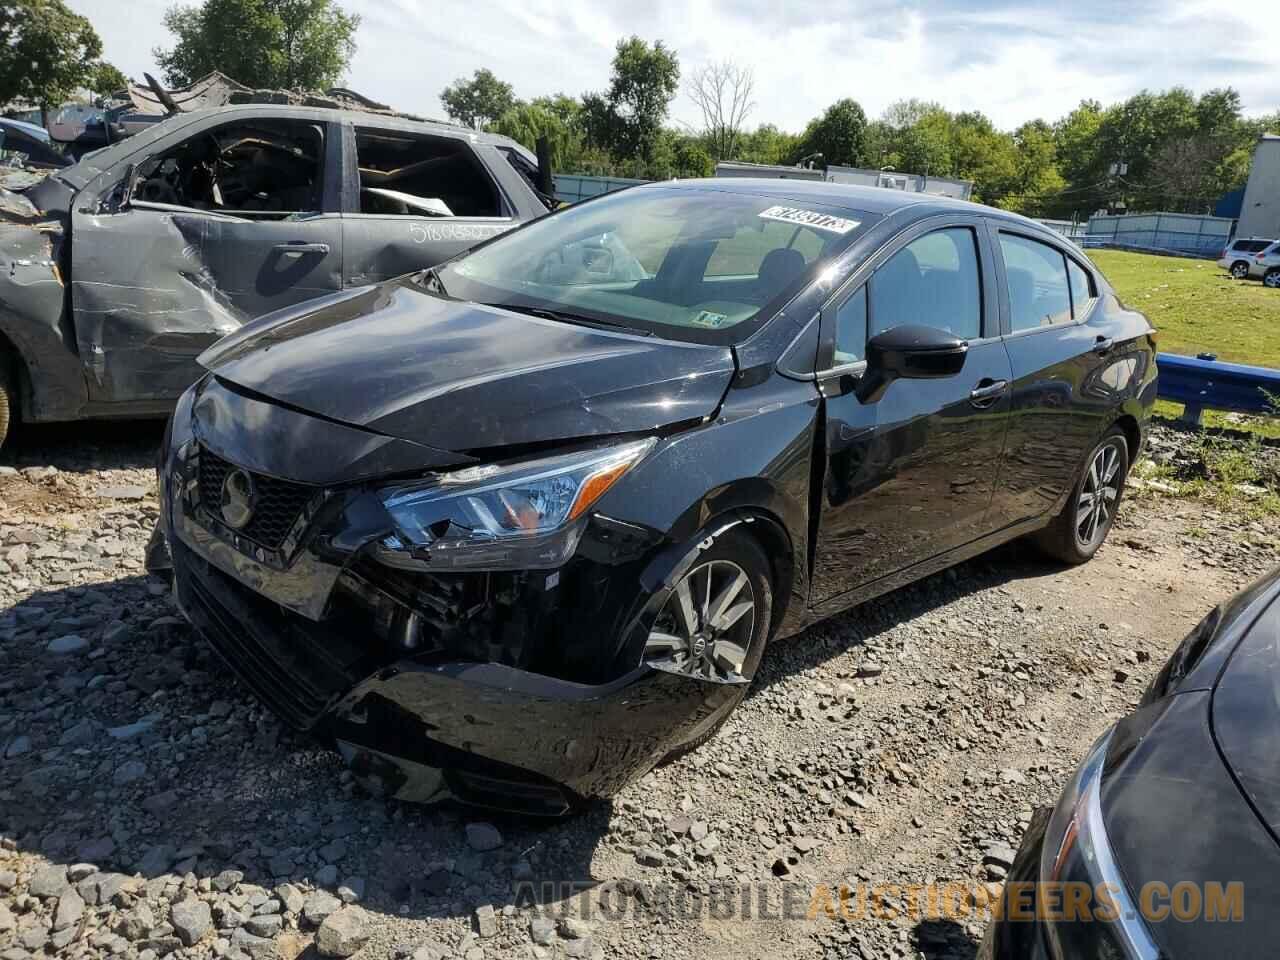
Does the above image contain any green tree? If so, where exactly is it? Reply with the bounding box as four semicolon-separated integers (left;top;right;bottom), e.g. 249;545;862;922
0;0;103;119
489;101;583;170
796;98;868;167
87;61;129;99
585;36;680;162
154;0;359;90
441;68;517;130
736;123;802;166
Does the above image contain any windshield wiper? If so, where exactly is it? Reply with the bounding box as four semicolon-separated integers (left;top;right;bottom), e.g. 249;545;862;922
487;303;652;336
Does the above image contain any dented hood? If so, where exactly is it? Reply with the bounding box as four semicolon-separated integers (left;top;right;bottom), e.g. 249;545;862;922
199;279;736;452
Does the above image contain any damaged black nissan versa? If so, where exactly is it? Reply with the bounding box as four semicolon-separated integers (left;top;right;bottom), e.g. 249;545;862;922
153;179;1156;814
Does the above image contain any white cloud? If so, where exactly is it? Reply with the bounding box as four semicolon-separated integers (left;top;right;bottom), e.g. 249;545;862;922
66;0;1280;131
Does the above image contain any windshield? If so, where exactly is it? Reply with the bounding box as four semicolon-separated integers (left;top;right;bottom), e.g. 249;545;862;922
434;185;878;344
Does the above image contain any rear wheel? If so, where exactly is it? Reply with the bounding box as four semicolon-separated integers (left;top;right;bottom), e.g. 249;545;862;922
1265;268;1280;289
0;350;15;452
648;528;773;761
1034;428;1129;564
1230;260;1250;279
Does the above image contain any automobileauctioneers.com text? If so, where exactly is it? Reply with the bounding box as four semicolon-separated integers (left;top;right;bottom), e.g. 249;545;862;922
512;880;1244;924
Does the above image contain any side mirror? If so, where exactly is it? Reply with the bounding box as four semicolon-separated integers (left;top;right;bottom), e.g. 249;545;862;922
856;324;968;403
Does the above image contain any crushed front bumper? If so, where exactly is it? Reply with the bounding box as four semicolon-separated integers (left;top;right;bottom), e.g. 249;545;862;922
172;541;739;814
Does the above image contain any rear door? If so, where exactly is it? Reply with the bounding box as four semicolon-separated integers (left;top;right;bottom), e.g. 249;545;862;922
985;224;1123;524
810;216;1013;606
339;124;518;285
69;114;344;405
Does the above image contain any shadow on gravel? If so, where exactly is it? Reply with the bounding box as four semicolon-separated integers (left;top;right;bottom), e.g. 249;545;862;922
0;419;165;472
1;574;614;937
750;536;1069;697
914;918;980;959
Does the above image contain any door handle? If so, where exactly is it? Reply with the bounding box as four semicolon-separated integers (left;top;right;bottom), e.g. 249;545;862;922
969;378;1009;409
1092;336;1115;356
273;242;330;258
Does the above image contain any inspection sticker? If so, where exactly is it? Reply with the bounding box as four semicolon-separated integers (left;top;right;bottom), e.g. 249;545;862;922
758;205;860;234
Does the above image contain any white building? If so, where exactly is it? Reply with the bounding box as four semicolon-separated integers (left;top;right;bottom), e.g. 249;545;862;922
1237;134;1280;240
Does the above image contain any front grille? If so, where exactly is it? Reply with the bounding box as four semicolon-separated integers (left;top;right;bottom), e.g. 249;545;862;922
174;542;372;729
197;449;314;549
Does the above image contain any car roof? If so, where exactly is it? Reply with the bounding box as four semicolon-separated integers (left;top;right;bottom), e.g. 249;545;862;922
0;117;52;142
648;176;1046;229
173;103;527;151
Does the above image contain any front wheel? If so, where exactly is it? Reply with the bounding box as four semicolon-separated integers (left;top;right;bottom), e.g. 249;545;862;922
646;527;774;761
1230;261;1250;279
0;350;15;452
1034;428;1129;564
1264;269;1280;289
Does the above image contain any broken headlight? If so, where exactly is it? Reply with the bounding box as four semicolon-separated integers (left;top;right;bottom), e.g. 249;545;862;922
376;438;656;571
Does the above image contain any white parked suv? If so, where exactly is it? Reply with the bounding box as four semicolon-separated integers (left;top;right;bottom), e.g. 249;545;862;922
1218;237;1276;279
1248;242;1280;287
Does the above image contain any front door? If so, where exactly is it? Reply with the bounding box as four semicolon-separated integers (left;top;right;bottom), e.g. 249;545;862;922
69;116;343;405
810;220;1013;606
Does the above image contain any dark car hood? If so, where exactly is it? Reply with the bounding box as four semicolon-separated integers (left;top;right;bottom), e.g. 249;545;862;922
1211;582;1280;837
199;280;737;452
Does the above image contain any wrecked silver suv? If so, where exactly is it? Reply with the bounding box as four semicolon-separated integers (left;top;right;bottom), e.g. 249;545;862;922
0;103;552;448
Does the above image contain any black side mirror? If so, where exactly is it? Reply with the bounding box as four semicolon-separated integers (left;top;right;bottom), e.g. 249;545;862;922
856;324;968;403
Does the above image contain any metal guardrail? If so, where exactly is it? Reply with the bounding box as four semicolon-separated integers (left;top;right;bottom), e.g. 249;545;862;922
1157;353;1280;424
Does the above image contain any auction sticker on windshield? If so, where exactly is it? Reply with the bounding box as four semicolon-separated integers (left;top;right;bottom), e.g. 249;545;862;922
758;206;861;234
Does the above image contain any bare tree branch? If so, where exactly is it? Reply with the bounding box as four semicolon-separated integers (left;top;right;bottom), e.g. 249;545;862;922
687;60;756;161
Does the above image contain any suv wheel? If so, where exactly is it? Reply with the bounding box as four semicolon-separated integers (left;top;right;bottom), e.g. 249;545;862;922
1034;428;1129;565
1265;268;1280;289
646;528;773;760
1230;260;1250;279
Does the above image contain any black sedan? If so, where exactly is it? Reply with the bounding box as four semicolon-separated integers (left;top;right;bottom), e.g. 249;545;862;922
152;179;1156;814
981;566;1280;958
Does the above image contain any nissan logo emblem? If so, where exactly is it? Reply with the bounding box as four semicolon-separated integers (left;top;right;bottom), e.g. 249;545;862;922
220;468;257;530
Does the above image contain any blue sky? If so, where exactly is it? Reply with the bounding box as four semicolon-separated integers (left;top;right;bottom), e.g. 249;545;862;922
67;0;1280;131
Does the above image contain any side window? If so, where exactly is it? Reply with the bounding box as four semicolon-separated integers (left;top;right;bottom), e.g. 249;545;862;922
868;227;981;340
133;120;323;216
999;233;1072;331
354;129;501;218
834;286;867;365
1067;259;1095;318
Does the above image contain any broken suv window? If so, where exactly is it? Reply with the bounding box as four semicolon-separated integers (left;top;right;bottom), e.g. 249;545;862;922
133;119;323;217
355;128;501;218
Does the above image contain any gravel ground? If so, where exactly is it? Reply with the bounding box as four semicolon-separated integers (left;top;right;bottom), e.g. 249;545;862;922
1;418;1277;960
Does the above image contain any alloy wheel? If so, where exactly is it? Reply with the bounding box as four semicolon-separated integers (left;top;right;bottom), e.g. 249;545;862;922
1231;262;1248;279
644;559;757;681
1075;441;1122;549
1265;270;1280;289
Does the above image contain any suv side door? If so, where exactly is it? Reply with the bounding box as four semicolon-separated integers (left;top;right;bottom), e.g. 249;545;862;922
69;112;344;407
339;124;519;286
984;222;1123;524
809;215;1014;609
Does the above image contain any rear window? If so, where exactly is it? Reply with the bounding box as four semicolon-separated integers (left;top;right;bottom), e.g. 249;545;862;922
1233;240;1273;253
354;128;500;218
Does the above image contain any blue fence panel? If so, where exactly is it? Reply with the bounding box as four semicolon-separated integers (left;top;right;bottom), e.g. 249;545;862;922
1085;213;1234;258
1157;353;1280;421
552;174;648;204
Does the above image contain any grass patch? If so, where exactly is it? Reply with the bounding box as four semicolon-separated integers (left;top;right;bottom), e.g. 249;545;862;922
1088;249;1280;368
1151;399;1280;439
1132;432;1280;520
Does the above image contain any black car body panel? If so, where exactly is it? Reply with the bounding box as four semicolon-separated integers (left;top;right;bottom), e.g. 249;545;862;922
157;179;1156;812
0;104;547;431
983;567;1280;959
199;280;737;451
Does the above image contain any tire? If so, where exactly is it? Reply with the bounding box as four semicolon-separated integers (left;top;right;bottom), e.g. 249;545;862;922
1034;428;1129;564
1230;260;1250;279
647;527;774;762
0;350;14;452
1264;269;1280;289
